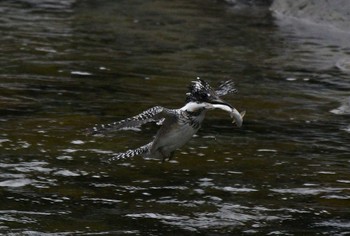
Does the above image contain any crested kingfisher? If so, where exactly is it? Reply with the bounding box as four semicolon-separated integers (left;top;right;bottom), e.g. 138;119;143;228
90;78;245;161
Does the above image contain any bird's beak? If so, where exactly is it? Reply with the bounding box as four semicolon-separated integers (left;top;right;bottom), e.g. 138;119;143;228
210;97;233;108
210;98;244;127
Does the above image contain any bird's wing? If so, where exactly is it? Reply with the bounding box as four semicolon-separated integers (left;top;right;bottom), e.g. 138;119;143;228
215;80;237;97
88;106;173;135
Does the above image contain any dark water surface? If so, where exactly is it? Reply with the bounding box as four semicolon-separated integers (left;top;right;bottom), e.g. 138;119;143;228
1;0;350;235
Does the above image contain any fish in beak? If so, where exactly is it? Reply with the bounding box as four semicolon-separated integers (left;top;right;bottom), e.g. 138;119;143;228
209;97;245;127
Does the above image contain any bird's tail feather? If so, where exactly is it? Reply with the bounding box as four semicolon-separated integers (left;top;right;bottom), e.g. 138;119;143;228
110;142;152;161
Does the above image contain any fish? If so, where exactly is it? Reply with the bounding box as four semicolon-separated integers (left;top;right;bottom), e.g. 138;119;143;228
211;104;245;127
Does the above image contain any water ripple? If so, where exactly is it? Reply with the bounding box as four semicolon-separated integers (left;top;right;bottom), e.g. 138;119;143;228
126;203;289;232
271;187;349;195
1;0;350;234
330;97;350;115
0;178;32;188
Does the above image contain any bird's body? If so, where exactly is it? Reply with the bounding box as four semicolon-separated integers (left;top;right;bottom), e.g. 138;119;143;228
149;108;206;160
89;78;245;161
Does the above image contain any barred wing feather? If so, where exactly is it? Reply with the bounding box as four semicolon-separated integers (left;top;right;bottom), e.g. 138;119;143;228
215;80;237;97
89;106;170;135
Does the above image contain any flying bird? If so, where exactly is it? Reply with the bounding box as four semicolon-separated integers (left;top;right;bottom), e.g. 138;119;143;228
89;78;245;161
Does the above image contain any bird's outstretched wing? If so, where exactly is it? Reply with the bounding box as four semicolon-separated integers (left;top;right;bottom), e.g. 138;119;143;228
109;142;152;161
215;80;237;97
88;106;173;135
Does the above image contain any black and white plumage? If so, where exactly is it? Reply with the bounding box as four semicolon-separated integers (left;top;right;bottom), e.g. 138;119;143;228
89;78;245;161
90;106;168;134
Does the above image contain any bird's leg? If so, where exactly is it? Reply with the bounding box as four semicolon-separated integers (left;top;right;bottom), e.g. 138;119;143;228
159;149;175;163
167;151;175;161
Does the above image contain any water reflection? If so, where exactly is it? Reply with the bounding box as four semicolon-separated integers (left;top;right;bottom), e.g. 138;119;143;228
1;0;350;235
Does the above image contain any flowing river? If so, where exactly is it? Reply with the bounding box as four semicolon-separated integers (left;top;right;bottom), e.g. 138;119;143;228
0;0;349;235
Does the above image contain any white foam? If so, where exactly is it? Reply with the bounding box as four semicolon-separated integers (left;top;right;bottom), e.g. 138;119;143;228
71;140;85;145
71;71;92;76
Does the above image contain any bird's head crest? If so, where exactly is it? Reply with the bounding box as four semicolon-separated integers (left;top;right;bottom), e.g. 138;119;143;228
185;77;236;103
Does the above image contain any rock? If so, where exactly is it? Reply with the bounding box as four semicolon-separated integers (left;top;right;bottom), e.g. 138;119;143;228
270;0;350;31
